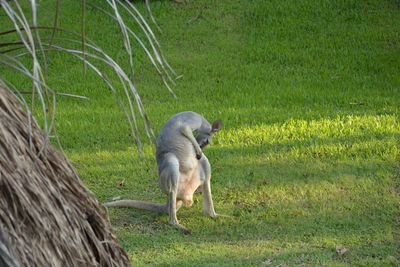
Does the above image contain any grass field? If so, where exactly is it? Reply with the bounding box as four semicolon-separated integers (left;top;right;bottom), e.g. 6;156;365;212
1;0;400;266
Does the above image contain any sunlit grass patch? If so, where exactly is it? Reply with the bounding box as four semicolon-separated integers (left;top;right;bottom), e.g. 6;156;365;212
218;115;398;147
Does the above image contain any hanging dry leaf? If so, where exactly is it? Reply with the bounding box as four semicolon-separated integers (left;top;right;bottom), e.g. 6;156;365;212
262;258;273;266
336;245;348;255
117;179;125;188
112;196;122;201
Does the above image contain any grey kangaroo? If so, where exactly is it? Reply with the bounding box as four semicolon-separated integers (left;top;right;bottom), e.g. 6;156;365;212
104;111;222;234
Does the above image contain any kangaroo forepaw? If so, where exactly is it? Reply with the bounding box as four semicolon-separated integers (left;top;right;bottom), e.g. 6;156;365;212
196;151;202;160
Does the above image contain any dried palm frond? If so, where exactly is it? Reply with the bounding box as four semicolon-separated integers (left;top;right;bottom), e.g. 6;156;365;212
0;0;176;151
0;86;130;266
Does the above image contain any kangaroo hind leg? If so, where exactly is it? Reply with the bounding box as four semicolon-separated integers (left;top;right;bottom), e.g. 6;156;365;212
159;154;191;234
199;155;217;218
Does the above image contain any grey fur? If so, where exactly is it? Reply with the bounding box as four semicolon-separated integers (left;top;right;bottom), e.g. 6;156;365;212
104;111;222;234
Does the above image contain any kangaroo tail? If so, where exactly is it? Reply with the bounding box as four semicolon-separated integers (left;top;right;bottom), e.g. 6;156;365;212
103;199;167;214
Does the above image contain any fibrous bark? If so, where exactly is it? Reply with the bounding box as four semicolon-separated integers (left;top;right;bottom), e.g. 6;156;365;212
0;87;130;266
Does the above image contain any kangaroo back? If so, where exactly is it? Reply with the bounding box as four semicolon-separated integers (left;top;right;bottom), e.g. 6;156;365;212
156;111;212;164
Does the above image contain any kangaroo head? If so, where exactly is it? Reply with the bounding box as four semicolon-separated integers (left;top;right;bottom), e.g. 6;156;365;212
196;120;222;149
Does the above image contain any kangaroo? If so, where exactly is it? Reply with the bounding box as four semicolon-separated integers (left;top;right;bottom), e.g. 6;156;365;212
104;111;222;234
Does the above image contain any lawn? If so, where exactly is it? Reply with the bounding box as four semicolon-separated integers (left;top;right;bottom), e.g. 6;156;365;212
1;0;399;266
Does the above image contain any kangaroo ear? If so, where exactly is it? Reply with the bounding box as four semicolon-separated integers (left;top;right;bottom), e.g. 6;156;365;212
211;120;222;132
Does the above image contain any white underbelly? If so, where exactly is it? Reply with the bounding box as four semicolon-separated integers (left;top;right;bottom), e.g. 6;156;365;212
177;161;203;206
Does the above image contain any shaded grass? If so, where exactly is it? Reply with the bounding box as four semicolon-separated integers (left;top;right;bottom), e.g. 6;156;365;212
1;0;400;266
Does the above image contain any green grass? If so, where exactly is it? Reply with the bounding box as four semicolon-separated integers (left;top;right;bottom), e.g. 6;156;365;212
1;0;400;266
